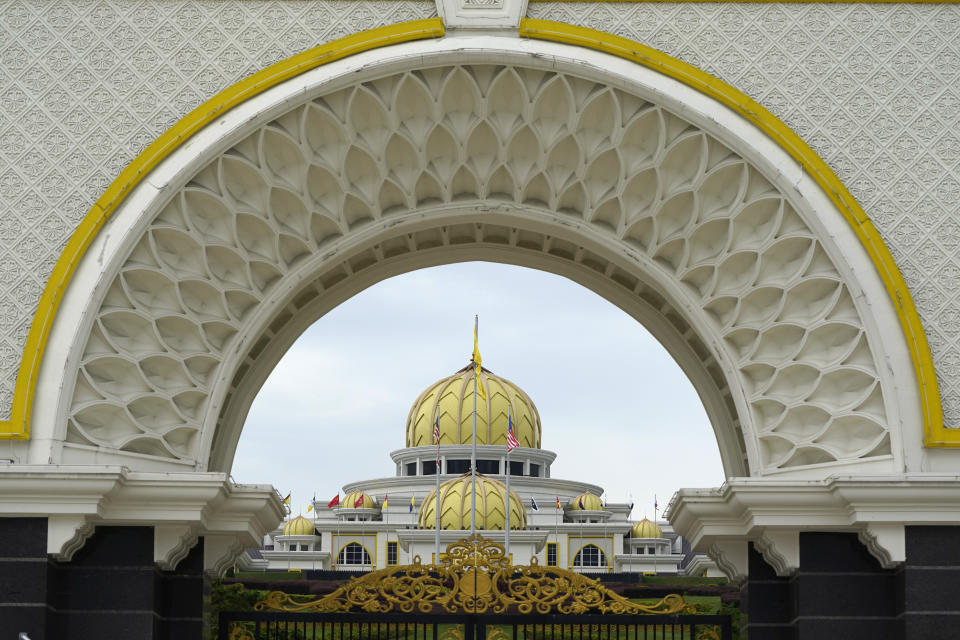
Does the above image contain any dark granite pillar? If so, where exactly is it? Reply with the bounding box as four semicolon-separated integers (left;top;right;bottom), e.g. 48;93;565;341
52;526;161;638
158;537;205;640
742;542;794;640
793;532;898;640
900;526;960;639
0;518;52;639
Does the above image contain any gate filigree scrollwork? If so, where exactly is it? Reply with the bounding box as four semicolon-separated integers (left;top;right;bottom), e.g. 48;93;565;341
255;535;693;615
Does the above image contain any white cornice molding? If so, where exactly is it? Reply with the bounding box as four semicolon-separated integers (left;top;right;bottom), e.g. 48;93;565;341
668;474;960;578
0;466;285;567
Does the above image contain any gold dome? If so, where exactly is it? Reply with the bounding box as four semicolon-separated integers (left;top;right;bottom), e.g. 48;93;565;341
418;473;526;530
631;518;663;538
568;491;603;511
282;515;315;536
343;490;377;509
407;364;541;449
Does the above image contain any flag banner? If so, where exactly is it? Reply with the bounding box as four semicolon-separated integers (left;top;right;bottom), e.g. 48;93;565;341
654;495;658;510
282;493;291;505
507;413;520;452
409;495;415;512
327;494;340;508
473;326;487;400
434;413;441;463
556;496;562;510
354;494;365;508
531;497;539;511
383;495;388;509
307;504;313;512
578;496;585;509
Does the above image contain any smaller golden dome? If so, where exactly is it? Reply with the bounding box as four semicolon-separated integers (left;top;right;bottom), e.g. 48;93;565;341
282;515;315;536
631;518;663;538
568;491;603;511
343;490;377;509
419;473;526;530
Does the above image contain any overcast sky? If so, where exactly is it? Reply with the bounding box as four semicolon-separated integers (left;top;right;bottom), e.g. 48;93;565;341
231;262;725;521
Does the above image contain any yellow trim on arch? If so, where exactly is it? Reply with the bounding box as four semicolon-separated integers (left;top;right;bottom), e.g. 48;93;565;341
0;19;445;439
1;17;946;451
519;19;947;445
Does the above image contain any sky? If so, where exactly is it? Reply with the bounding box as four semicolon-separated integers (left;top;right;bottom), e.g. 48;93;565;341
231;262;725;521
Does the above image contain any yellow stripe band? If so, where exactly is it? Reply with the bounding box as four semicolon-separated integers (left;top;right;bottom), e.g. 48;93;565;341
519;18;945;445
0;19;445;439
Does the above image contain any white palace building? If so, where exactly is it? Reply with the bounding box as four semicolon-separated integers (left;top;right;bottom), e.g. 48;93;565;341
244;363;719;576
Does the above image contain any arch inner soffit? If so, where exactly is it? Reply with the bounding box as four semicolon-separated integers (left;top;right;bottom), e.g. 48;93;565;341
58;60;895;480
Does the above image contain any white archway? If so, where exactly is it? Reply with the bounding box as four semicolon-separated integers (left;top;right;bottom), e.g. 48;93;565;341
28;37;920;491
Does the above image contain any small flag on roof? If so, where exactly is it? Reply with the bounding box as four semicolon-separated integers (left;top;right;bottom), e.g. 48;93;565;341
556;496;562;510
530;497;539;511
327;494;339;508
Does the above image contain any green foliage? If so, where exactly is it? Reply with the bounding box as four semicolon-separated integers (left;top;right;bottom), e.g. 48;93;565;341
206;580;269;640
717;601;743;640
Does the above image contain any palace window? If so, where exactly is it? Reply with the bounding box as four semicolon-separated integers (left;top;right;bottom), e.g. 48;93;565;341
422;460;438;475
528;464;540;477
338;542;371;565
573;544;606;567
406;462;417;476
387;541;398;566
546;542;558;567
509;461;524;475
447;459;470;474
476;459;499;474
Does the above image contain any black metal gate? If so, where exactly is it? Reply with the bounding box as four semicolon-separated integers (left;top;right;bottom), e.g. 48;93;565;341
219;611;732;640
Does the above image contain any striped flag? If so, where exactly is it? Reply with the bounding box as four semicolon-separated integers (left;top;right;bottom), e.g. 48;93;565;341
434;412;441;464
506;413;520;452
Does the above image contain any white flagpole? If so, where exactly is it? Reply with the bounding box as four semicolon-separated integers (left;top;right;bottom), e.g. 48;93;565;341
434;403;441;563
471;315;478;535
505;403;511;561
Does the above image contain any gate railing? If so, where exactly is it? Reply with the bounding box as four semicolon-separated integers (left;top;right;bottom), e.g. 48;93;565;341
220;611;732;640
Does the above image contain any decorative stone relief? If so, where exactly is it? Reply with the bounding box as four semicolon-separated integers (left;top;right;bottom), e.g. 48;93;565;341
526;2;960;427
0;0;437;419
66;65;889;473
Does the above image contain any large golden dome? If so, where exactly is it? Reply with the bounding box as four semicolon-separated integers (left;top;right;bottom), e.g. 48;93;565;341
418;473;526;530
406;364;541;448
282;515;315;536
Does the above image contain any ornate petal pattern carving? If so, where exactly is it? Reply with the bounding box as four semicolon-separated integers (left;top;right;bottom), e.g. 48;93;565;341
67;65;889;472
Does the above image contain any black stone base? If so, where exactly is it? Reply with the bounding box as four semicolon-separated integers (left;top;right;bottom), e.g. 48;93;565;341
742;527;960;640
0;518;205;640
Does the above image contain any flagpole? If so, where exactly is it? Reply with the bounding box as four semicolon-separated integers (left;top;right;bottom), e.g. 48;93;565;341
434;403;441;563
471;315;478;535
505;403;511;561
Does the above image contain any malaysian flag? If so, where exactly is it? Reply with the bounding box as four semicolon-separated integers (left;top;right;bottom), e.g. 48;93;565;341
434;412;441;464
506;413;520;452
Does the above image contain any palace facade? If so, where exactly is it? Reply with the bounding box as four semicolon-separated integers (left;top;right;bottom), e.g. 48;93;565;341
245;364;719;576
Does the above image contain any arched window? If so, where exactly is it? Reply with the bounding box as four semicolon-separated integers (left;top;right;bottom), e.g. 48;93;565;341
338;542;371;565
573;544;606;567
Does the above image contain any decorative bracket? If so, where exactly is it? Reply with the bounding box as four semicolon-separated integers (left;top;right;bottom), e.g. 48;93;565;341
754;530;799;577
155;524;200;571
858;523;905;569
48;515;95;562
706;540;748;585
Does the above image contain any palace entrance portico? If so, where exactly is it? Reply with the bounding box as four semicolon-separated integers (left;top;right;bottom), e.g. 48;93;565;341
2;1;960;638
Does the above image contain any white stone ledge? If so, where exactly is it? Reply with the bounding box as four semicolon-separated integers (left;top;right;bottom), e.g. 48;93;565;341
0;465;285;574
667;474;960;582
